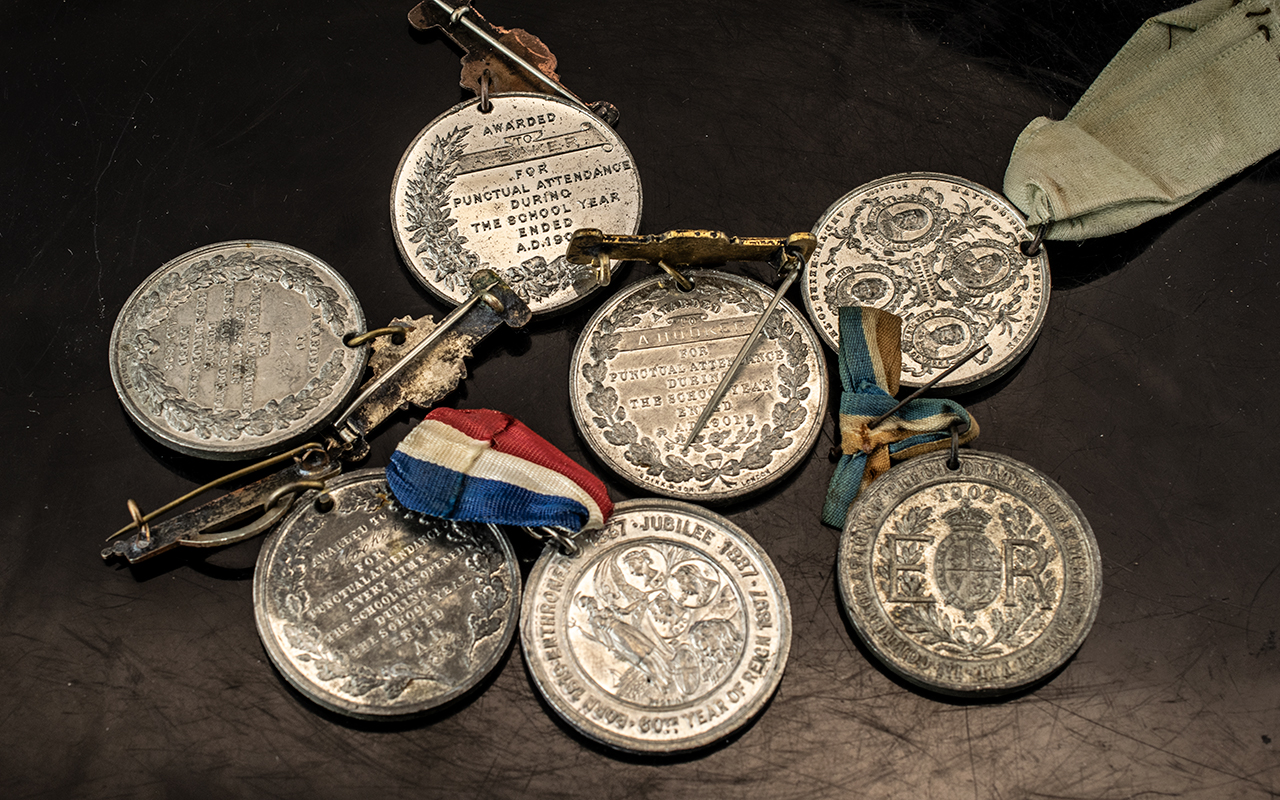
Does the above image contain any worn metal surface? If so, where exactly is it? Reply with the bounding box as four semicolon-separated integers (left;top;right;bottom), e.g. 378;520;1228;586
566;229;817;268
6;0;1280;798
330;268;531;453
253;469;520;718
839;450;1102;695
109;240;368;460
804;173;1049;392
390;93;642;315
569;270;828;502
521;499;790;753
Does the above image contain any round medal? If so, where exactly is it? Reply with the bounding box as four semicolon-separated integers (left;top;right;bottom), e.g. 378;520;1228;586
569;270;828;502
390;93;643;315
804;173;1049;392
837;450;1102;695
109;240;368;460
253;469;521;718
521;499;791;753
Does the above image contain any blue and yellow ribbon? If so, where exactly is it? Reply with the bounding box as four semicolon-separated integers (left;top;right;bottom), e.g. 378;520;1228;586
821;307;979;527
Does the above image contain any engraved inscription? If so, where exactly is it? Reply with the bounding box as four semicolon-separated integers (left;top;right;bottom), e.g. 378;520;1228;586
393;94;642;314
571;272;827;502
111;242;364;457
255;471;520;717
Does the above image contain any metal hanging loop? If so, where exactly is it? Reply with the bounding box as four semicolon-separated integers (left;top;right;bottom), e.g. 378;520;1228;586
525;526;581;557
657;260;695;292
126;499;151;545
947;418;972;470
478;67;493;113
344;324;415;348
592;252;612;286
1020;223;1047;257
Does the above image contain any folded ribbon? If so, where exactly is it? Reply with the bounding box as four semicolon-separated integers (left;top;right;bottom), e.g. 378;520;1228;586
387;408;612;534
821;307;979;527
1004;0;1280;240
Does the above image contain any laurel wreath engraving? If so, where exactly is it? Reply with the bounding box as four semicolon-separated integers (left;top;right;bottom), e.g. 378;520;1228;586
119;251;351;442
399;124;573;303
581;280;814;490
274;510;510;702
878;500;1058;659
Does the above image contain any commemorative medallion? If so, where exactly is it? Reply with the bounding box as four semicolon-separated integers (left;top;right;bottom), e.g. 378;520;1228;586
109;240;368;460
521;499;791;753
569;271;828;502
254;469;520;718
391;93;642;315
804;173;1049;392
837;450;1101;695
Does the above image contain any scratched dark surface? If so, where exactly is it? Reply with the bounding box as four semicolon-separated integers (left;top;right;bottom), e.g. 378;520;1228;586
3;0;1278;797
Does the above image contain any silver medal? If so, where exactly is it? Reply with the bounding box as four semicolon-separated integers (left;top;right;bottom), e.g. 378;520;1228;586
569;271;828;502
804;173;1049;392
521;499;791;753
838;450;1102;695
253;469;520;718
109;240;368;460
390;93;643;315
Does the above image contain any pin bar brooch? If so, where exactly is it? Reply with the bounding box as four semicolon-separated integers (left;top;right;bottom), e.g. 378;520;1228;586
567;228;816;451
103;270;531;564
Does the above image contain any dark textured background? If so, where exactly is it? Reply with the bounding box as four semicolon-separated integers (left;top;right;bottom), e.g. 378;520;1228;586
3;1;1278;797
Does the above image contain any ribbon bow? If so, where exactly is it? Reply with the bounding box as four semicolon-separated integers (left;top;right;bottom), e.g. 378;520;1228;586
820;307;979;527
387;407;612;535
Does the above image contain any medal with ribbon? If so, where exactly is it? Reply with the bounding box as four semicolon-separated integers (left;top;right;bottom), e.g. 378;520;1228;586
387;407;613;553
804;0;1280;389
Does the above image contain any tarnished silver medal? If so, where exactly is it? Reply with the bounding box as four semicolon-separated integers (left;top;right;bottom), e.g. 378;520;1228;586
569;270;828;502
109;240;368;460
804;173;1049;392
837;450;1101;695
254;469;520;718
521;499;791;753
390;93;642;315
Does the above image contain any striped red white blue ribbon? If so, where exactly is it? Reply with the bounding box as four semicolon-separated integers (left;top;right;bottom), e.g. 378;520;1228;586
386;408;612;534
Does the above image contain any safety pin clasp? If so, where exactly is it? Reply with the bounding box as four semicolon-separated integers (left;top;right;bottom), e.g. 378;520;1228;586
102;445;339;564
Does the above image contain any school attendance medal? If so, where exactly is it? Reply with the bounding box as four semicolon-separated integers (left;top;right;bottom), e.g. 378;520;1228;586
567;230;828;502
109;240;368;461
803;173;1048;393
393;2;643;314
521;498;790;753
254;468;520;718
105;269;532;564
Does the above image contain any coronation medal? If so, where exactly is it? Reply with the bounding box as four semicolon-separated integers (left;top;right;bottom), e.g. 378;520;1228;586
837;449;1101;695
254;468;520;718
804;173;1048;393
568;230;828;503
109;240;368;461
521;498;791;753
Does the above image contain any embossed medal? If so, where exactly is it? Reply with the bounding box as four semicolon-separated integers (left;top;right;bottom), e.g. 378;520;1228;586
804;173;1049;392
570;270;827;502
521;499;791;753
109;240;368;461
390;93;642;315
567;230;828;503
254;469;520;718
837;450;1101;695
